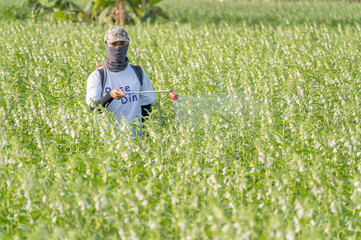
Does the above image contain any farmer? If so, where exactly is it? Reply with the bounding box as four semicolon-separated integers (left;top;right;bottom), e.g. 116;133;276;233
86;26;156;131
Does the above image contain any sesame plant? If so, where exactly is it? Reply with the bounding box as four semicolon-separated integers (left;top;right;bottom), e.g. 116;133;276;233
1;0;361;239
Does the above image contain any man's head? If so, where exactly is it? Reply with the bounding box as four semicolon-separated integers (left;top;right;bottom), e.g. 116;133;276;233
104;26;130;47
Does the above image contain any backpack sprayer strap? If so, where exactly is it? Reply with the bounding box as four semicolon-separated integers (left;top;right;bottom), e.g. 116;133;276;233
97;67;107;97
130;64;143;86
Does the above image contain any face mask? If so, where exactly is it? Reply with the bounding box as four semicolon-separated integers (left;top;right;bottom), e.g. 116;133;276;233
105;43;129;72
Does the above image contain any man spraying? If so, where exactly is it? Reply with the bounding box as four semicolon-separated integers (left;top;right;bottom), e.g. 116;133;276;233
86;26;156;130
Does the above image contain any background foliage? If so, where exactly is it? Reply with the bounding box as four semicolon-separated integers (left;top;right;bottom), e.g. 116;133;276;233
0;0;168;24
1;0;361;239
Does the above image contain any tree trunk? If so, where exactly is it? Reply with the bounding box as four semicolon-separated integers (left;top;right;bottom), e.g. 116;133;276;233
112;0;127;25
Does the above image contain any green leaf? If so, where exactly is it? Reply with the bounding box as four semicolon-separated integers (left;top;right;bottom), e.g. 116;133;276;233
97;5;113;24
150;0;162;4
142;12;156;23
150;6;168;19
38;0;56;7
54;10;66;20
84;0;94;12
96;0;112;8
130;0;142;6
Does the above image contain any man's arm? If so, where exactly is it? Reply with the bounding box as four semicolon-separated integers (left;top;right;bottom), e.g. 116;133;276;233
89;88;126;112
86;71;126;112
89;93;114;111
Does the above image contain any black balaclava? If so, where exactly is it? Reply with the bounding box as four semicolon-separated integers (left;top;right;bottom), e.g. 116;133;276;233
105;43;129;72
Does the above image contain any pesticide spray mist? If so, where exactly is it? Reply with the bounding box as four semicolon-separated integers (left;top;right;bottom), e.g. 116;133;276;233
171;92;261;130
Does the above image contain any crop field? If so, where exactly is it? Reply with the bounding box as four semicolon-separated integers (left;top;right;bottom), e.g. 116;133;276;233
1;0;361;239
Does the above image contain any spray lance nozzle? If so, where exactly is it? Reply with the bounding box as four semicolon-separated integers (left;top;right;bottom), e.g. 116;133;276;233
169;90;179;101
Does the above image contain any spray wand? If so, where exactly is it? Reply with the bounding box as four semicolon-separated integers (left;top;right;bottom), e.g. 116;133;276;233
124;90;179;101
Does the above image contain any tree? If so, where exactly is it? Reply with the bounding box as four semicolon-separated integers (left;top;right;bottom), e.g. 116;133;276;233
26;0;84;21
24;0;169;24
85;0;169;25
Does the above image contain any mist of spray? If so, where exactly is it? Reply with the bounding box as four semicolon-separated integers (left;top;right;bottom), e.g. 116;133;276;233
172;92;260;129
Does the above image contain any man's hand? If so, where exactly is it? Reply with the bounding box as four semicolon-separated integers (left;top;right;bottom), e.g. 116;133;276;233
110;88;125;100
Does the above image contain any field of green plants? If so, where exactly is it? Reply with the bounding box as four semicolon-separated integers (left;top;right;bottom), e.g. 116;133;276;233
1;0;361;239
